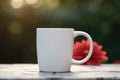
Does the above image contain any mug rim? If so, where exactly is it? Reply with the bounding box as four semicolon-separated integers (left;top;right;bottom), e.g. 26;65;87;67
37;28;74;31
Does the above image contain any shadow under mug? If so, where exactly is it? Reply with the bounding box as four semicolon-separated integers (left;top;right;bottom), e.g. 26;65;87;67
36;28;93;72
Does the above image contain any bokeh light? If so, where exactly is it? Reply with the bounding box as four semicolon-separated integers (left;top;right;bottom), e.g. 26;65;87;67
11;0;24;9
46;0;60;9
7;21;23;35
33;0;44;8
25;0;38;5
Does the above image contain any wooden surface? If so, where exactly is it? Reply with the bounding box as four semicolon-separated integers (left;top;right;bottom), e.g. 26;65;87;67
0;64;120;80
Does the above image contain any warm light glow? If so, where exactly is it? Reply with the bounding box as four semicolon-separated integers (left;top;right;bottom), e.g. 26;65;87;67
46;0;60;8
11;0;24;9
33;0;44;8
8;21;23;35
25;0;38;5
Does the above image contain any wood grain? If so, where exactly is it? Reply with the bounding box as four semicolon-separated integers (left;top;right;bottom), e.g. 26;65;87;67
0;64;120;80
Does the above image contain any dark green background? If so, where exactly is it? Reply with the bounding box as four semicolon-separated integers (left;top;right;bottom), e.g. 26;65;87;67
0;0;120;63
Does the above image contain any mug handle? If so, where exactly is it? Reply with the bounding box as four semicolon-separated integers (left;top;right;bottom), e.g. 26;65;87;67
72;31;93;64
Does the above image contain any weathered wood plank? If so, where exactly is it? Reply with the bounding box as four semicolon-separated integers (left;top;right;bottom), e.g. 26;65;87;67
0;64;120;80
55;64;120;80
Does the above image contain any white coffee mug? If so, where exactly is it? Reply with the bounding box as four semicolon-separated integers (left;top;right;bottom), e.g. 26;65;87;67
36;28;93;72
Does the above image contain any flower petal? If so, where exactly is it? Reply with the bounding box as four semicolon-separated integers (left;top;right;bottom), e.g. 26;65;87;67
73;56;84;60
92;55;108;60
73;39;108;65
84;60;100;65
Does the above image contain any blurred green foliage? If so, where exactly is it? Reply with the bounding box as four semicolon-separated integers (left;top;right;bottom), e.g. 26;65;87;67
0;0;120;63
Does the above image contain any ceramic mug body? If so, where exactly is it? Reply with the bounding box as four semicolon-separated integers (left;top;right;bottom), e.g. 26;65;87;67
36;28;93;72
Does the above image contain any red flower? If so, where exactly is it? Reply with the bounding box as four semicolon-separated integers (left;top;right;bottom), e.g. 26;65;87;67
73;40;108;65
